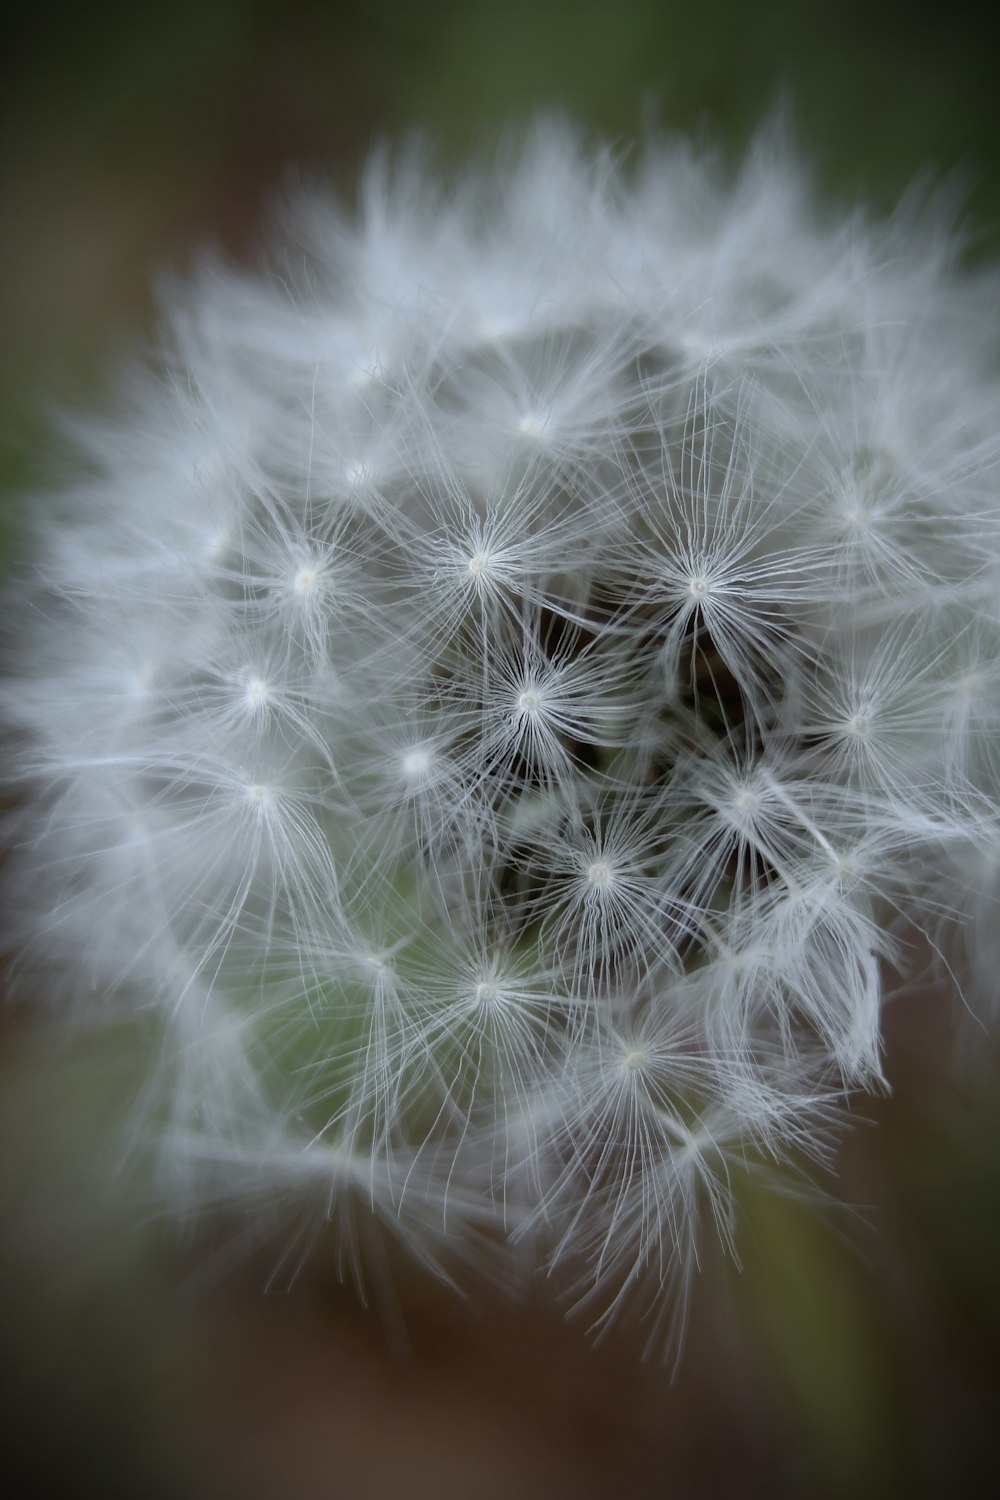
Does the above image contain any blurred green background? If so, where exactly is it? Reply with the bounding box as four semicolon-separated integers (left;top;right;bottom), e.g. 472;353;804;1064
2;3;998;1496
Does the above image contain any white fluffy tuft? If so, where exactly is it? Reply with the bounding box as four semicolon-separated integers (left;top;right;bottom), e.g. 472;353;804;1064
4;119;999;1357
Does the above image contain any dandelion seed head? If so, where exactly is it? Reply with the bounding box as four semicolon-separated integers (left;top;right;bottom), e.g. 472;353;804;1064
5;116;998;1362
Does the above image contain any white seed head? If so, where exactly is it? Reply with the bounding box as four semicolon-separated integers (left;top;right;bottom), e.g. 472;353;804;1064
4;118;998;1363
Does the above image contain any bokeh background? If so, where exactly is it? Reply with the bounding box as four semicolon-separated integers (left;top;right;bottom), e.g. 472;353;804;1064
2;3;998;1495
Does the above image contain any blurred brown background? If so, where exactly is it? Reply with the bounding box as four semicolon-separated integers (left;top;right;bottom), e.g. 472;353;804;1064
2;3;999;1496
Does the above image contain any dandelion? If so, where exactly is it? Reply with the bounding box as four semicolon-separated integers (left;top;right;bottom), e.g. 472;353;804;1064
3;119;999;1357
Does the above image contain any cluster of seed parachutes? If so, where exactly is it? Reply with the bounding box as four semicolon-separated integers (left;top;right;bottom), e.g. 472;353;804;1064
6;125;999;1345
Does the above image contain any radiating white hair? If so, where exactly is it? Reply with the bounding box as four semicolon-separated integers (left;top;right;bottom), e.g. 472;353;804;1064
4;119;999;1356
